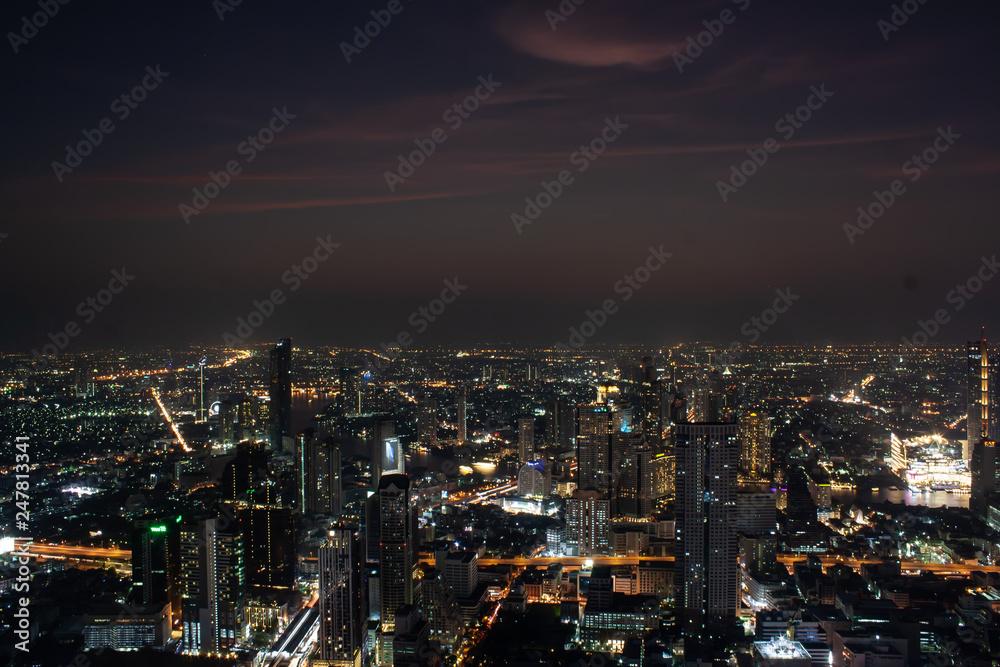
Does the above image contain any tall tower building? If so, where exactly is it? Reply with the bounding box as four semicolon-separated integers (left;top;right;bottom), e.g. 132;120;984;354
738;412;772;480
339;367;362;417
318;526;367;667
577;404;614;494
269;338;293;450
243;480;296;593
546;397;575;448
416;395;438;448
617;443;654;519
297;432;343;516
640;357;664;448
378;474;414;666
179;517;246;655
675;423;739;656
566;489;610;556
970;440;998;519
130;519;180;623
456;389;467;445
967;332;997;456
518;416;535;465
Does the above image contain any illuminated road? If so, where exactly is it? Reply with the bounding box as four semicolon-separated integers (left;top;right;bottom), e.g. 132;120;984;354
151;386;190;451
24;544;131;560
21;545;1000;577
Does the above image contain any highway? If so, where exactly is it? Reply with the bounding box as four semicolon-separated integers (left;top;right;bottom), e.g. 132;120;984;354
22;544;1000;576
258;605;318;667
23;544;131;560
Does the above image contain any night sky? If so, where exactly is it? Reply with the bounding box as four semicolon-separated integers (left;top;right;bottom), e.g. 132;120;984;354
2;0;997;352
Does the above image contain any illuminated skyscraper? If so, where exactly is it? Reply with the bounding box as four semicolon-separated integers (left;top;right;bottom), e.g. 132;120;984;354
617;443;654;519
339;367;362;417
738;412;772;480
566;489;610;556
378;474;414;666
179;517;245;655
518;416;535;465
967;332;997;456
131;519;180;623
675;423;738;655
297;431;343;516
318;526;367;667
269;338;293;450
416;395;438;447
577;404;614;494
456;388;467;444
640;356;664;448
546;397;575;448
967;331;997;518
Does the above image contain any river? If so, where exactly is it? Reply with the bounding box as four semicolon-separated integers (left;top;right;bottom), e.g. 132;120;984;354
832;488;969;509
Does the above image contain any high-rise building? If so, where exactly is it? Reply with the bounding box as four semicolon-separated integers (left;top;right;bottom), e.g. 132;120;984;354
416;395;438;448
297;432;343;515
130;519;180;623
179;517;245;655
970;440;998;519
318;526;367;667
617;443;654;519
738;412;772;480
456;389;467;444
517;460;551;499
378;474;414;666
577;404;614;494
518;416;535;465
392;605;431;667
967;332;997;460
785;468;825;552
219;395;237;445
269;338;293;450
546;397;575;448
566;489;610;556
417;569;463;654
243;481;296;593
675;423;739;654
339;367;363;417
640;357;664;448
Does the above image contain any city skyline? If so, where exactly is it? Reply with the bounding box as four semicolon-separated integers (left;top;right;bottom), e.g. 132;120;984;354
3;0;999;664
